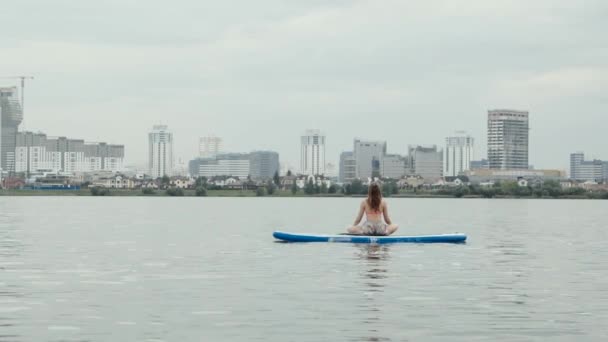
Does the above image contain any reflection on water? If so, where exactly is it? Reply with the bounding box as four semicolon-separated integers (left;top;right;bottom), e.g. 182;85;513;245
354;245;392;342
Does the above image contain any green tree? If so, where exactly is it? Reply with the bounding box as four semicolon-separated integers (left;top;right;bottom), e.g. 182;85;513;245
468;184;481;195
267;180;276;195
195;186;207;196
382;182;392;197
343;184;352;195
542;180;562;198
533;188;547;198
166;187;184;196
256;187;266;196
563;187;586;196
195;176;207;188
90;187;110;196
514;186;532;197
351;179;364;195
142;188;155;195
291;181;299;195
453;186;470;198
287;170;292;177
160;175;171;189
480;187;496;198
320;182;328;194
500;181;519;196
273;171;280;186
391;182;399;195
304;179;315;195
328;184;338;194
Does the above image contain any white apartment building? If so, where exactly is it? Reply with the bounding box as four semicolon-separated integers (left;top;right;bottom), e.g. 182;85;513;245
149;125;173;178
570;152;606;182
409;145;444;180
444;133;474;177
15;132;125;174
354;139;386;179
104;157;124;172
488;109;529;170
199;136;222;158
198;153;250;179
300;129;326;176
381;154;408;179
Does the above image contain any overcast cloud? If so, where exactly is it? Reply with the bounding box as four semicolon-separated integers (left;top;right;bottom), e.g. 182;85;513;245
1;0;607;171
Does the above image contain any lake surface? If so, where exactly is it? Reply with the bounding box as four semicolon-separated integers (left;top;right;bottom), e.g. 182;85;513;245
1;197;607;341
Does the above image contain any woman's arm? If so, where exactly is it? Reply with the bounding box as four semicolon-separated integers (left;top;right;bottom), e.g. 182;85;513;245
383;201;392;225
353;201;365;226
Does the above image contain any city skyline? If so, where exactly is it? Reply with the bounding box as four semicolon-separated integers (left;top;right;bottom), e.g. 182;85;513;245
3;89;607;178
2;1;607;171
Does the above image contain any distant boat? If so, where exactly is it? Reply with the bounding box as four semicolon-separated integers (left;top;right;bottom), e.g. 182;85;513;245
24;184;81;190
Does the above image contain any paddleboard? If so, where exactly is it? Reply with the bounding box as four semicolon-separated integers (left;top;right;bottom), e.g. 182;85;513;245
273;231;467;244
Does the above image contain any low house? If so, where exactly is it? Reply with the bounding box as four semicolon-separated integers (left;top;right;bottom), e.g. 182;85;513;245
280;175;298;190
296;175;331;189
560;180;578;189
91;175;135;189
208;176;241;188
584;183;608;192
431;178;447;188
444;176;470;187
362;177;381;185
580;180;602;191
517;178;528;187
397;176;424;189
219;177;245;189
171;177;193;189
141;181;159;189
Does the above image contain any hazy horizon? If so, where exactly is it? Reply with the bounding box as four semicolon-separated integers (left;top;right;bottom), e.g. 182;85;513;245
2;0;607;172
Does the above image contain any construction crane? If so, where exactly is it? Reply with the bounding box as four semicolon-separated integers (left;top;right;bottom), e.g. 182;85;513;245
0;75;34;114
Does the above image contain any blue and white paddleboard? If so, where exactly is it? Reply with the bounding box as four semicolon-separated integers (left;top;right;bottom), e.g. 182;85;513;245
273;231;467;244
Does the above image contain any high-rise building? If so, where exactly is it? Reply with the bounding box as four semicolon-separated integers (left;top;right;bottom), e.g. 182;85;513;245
570;152;584;179
570;152;605;182
408;145;443;180
300;129;325;175
339;151;356;183
197;153;250;179
354;139;386;179
148;125;173;178
381;154;409;179
444;132;474;177
249;151;279;180
15;131;125;174
199;136;222;159
0;87;23;173
487;109;529;170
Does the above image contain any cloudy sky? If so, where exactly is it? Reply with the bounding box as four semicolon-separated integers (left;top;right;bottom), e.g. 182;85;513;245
2;0;607;172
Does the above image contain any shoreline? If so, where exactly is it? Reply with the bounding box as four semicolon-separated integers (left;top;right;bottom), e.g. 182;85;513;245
0;189;600;199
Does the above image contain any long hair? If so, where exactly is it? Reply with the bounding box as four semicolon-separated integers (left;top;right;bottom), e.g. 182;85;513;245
367;183;382;212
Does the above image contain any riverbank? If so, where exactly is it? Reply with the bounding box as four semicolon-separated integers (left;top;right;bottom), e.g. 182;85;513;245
0;188;603;199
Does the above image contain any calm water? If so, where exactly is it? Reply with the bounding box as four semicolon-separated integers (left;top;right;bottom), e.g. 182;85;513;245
1;197;607;341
